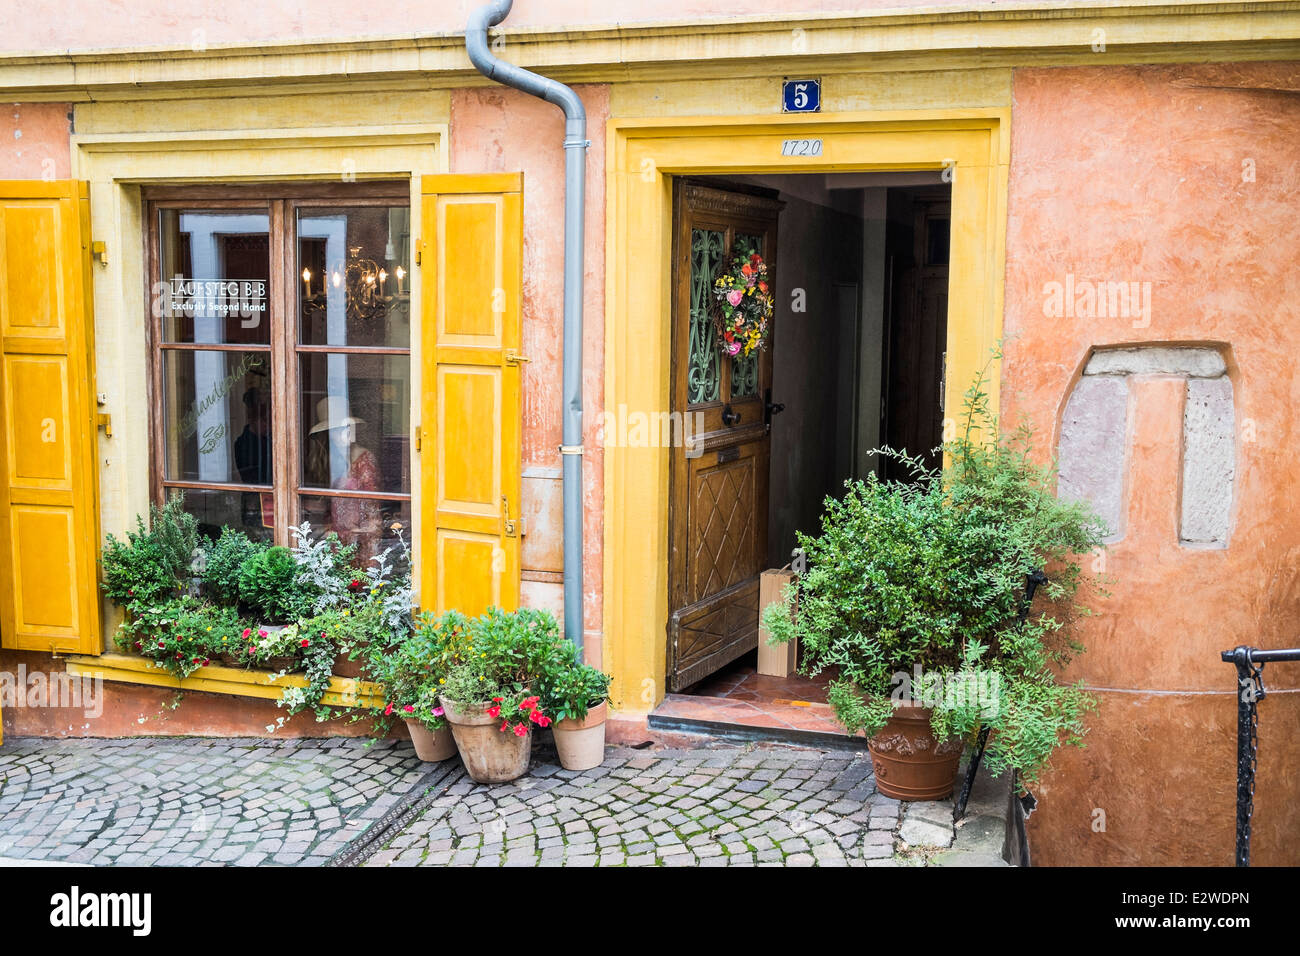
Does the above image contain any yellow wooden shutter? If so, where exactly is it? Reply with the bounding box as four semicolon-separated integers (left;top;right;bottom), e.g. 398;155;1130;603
0;182;102;655
418;173;523;617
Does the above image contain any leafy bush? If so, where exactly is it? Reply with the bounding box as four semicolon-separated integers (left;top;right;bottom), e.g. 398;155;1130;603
762;360;1108;787
203;527;266;606
237;546;307;622
289;521;359;615
102;495;200;606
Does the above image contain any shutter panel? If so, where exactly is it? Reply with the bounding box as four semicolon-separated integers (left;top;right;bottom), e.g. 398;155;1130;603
0;182;101;654
418;173;523;617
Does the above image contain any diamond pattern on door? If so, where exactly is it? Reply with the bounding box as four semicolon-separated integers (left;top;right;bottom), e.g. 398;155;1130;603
691;459;754;603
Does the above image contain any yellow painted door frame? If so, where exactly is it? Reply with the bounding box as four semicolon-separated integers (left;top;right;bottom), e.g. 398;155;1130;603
0;181;102;681
603;110;1009;716
417;173;524;618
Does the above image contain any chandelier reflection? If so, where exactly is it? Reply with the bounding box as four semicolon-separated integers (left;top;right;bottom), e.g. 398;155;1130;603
301;247;408;324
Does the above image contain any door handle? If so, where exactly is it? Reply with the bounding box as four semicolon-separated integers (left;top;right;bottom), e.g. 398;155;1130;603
763;388;785;428
721;405;741;427
502;495;518;537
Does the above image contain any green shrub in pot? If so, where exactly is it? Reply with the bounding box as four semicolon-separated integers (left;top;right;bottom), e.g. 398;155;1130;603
762;364;1109;787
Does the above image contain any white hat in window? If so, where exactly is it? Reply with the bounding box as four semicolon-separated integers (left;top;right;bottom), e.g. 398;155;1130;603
308;395;365;435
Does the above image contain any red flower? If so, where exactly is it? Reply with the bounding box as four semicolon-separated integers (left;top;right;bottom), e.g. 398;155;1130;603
300;638;310;648
202;659;210;667
157;640;166;649
529;709;543;724
537;715;551;728
403;704;415;713
491;697;503;703
247;646;256;656
513;723;527;737
242;628;251;639
500;721;510;733
384;703;394;716
487;705;501;718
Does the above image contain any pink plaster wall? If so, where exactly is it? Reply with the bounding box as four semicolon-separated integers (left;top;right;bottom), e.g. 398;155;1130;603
0;103;70;179
1003;62;1300;866
449;84;608;660
0;0;963;53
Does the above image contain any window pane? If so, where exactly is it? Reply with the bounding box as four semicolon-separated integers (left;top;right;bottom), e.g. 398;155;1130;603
299;494;411;572
299;352;410;495
162;350;272;484
168;487;274;543
297;206;411;348
158;209;271;345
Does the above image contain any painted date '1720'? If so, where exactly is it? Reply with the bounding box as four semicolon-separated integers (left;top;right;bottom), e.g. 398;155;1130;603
781;138;824;157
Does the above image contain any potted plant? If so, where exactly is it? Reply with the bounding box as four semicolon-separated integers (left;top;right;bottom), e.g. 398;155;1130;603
763;364;1107;800
434;607;562;783
538;641;611;771
358;612;458;762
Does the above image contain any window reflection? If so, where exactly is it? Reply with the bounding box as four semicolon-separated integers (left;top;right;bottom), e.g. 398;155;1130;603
297;207;410;349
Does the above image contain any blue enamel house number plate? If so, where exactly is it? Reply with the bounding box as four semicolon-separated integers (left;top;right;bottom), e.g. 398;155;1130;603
782;79;821;113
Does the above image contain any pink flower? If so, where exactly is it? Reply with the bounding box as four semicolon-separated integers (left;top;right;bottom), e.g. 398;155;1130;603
257;630;268;638
403;704;415;713
431;707;445;717
242;628;251;639
727;290;744;307
725;340;742;356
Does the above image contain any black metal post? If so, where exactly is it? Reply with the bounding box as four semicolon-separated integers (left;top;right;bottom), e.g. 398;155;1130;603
1220;645;1300;866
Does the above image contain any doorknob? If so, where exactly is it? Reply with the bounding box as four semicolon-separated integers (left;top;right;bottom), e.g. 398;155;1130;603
764;389;785;429
721;405;741;427
759;390;780;429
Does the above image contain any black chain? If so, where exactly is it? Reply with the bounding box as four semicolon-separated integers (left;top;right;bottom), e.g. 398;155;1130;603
1228;649;1267;867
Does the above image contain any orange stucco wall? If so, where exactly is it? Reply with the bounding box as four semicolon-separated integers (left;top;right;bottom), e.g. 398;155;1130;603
0;103;70;179
1004;62;1300;866
0;0;960;53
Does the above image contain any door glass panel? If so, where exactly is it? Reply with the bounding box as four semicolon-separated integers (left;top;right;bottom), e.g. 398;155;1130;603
688;228;724;405
298;353;411;496
730;233;763;399
161;349;272;485
297;206;412;348
158;209;271;345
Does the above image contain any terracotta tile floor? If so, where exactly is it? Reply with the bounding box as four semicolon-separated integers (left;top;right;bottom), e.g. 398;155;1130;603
654;657;863;738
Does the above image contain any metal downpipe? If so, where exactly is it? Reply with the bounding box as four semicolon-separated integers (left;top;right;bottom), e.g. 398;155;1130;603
466;1;587;653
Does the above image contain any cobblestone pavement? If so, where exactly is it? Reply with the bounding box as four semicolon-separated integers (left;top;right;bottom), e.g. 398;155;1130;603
0;736;1009;867
0;737;429;866
368;743;1009;867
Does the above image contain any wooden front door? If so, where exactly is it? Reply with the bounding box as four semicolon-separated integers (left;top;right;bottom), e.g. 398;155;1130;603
667;181;782;691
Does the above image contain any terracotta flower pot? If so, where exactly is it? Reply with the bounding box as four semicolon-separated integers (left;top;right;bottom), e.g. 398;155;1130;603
867;703;964;801
438;696;532;783
403;719;457;762
553;701;607;772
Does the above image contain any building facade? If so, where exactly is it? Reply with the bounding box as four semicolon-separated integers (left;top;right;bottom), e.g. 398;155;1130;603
0;1;1297;865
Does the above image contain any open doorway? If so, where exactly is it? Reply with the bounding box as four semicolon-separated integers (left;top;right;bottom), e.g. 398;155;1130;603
657;171;952;742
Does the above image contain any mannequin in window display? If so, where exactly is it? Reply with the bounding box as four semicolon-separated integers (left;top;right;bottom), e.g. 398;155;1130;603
234;386;273;533
306;395;382;564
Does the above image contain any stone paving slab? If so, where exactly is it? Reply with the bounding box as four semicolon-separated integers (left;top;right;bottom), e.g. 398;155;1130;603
366;742;977;868
0;736;1013;867
0;737;429;866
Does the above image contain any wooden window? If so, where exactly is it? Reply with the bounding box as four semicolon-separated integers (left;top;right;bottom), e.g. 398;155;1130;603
145;183;412;567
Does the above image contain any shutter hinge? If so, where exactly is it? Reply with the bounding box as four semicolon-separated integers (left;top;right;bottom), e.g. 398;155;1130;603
415;239;426;265
90;241;108;265
413;426;421;452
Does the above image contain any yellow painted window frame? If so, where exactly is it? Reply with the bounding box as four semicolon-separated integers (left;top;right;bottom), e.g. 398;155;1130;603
602;110;1010;717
